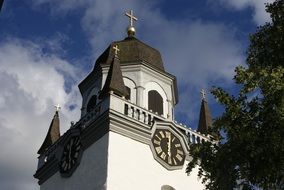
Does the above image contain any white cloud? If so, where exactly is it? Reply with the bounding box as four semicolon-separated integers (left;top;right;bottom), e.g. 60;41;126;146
142;19;243;86
211;0;274;25
0;39;82;190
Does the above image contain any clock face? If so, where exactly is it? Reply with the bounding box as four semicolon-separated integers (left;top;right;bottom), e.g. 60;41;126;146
151;129;185;167
60;136;82;175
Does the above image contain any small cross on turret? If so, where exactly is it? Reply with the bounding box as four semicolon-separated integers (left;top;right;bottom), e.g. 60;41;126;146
54;104;61;112
200;89;206;101
113;45;120;56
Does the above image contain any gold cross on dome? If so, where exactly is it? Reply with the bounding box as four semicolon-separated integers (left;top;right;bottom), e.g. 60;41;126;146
113;45;120;56
54;104;61;112
200;89;206;100
125;10;138;27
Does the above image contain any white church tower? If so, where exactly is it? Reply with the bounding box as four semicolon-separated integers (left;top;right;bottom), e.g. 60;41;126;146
34;10;214;190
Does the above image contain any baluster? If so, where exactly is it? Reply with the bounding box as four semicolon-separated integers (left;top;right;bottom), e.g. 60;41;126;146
192;134;196;144
144;113;149;124
128;106;133;117
134;109;139;120
140;111;145;122
187;132;192;144
197;136;200;144
149;115;154;125
124;104;128;115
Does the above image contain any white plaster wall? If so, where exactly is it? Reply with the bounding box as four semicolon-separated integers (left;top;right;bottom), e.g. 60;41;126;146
40;131;203;190
107;132;204;190
41;134;109;190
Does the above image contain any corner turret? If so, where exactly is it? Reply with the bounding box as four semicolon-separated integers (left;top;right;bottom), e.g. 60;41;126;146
99;45;129;99
37;106;61;154
197;90;213;135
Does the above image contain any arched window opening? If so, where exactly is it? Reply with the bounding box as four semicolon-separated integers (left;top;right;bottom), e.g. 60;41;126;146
161;185;175;190
125;86;131;100
87;95;97;112
148;90;163;115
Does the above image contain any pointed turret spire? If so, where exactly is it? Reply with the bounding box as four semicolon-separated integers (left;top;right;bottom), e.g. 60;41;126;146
37;107;61;154
197;89;213;135
99;44;129;99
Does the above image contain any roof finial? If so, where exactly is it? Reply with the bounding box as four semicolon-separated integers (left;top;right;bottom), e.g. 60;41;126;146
113;45;120;57
125;10;138;37
54;104;61;112
200;89;206;101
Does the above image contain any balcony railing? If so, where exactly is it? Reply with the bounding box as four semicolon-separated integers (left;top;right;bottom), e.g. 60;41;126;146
110;95;212;145
79;94;213;145
124;101;166;126
175;122;213;144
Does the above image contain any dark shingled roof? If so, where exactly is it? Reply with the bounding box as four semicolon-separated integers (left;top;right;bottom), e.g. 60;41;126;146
37;111;60;154
89;36;178;105
197;99;213;135
95;37;164;71
99;54;129;99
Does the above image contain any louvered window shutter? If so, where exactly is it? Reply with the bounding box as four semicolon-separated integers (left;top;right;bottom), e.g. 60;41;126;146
148;90;163;115
125;86;131;100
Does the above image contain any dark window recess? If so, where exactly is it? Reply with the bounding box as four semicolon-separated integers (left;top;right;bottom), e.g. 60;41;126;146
125;86;131;100
148;90;163;115
87;95;97;112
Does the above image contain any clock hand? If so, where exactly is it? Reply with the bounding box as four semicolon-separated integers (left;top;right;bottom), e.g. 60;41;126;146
168;133;171;157
68;145;72;161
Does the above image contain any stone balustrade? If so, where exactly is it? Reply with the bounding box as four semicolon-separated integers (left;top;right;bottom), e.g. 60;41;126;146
110;94;212;145
174;122;212;145
79;94;213;146
124;101;165;126
74;98;109;129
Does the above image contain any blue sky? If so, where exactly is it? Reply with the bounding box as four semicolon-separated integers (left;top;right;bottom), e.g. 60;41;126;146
0;0;273;189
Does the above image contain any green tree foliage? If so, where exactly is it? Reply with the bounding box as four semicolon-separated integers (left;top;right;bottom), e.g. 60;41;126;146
187;1;284;189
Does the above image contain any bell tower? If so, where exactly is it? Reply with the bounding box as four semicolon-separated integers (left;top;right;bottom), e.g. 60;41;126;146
34;10;213;190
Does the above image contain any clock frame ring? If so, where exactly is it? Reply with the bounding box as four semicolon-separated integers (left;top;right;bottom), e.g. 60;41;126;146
150;121;188;171
59;129;83;178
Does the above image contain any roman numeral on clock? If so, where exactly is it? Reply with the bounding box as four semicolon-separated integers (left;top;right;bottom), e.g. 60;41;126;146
155;147;162;154
176;154;183;162
160;152;166;160
159;131;165;138
154;139;160;145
